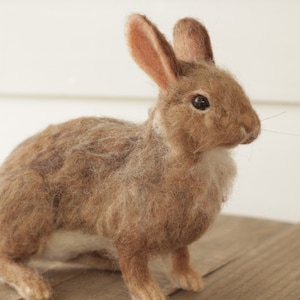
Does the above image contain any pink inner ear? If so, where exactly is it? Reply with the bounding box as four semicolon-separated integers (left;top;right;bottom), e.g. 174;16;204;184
127;14;179;91
173;18;214;63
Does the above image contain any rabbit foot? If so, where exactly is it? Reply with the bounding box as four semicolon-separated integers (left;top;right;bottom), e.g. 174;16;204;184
130;281;166;300
118;247;166;300
170;267;204;292
16;278;52;300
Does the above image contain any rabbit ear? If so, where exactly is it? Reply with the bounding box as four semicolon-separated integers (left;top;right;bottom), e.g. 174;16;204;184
173;18;214;63
127;14;180;91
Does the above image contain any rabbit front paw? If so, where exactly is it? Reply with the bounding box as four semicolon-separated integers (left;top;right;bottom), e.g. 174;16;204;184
170;267;204;292
130;281;166;300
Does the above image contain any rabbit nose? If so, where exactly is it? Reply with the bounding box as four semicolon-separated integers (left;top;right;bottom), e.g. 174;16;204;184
239;109;261;144
240;123;261;144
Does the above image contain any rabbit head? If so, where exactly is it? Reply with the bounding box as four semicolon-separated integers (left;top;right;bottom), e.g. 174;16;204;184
127;15;261;155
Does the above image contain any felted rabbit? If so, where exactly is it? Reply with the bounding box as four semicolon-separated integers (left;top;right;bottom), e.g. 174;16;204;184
0;14;260;300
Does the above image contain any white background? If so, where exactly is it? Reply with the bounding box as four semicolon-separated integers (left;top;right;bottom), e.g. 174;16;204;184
0;0;299;223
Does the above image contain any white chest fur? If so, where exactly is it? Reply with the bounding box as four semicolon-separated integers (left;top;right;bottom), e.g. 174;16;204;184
200;148;236;201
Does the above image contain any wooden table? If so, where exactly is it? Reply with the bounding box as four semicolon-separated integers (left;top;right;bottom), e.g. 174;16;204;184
1;214;299;299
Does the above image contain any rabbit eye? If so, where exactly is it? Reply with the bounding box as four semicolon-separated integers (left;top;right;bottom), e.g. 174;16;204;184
192;95;210;111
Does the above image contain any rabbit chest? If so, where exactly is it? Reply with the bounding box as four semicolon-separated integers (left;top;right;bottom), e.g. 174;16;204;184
99;147;236;252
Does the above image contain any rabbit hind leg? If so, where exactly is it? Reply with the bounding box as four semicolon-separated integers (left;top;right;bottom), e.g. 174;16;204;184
0;256;52;300
0;172;55;299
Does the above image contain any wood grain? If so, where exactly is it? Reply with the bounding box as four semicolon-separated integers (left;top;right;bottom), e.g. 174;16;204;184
172;219;300;299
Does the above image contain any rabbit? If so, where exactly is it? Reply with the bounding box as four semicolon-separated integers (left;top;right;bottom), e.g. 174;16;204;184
0;14;260;300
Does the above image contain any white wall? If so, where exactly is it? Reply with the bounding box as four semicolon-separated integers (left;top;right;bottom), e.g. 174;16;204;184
1;0;300;102
0;1;300;223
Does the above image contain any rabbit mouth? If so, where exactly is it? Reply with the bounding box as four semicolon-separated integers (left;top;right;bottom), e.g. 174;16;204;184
224;126;259;148
240;126;260;144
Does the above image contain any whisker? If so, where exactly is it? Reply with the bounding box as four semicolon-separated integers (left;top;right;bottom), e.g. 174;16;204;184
261;111;286;122
262;128;300;137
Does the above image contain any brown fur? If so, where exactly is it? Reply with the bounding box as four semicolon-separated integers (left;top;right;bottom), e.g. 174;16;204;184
0;14;260;300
